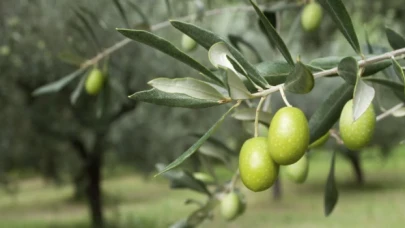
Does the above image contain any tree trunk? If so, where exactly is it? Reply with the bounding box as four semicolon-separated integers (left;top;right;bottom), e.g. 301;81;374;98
86;133;105;228
272;178;282;200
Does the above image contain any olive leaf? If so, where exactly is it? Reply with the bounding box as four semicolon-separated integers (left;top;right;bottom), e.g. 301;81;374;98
392;58;405;84
155;103;239;176
392;107;405;117
170;20;269;88
116;29;223;86
70;73;87;105
228;34;263;62
32;68;87;96
309;83;354;143
317;0;361;54
148;77;228;101
324;150;338;216
249;0;294;66
284;61;314;94
385;27;405;50
129;88;227;109
155;164;211;196
255;61;292;85
208;42;253;99
353;78;375;121
337;57;358;85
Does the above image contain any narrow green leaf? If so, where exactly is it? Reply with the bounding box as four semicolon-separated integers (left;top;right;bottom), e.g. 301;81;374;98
190;133;237;156
353;78;375;121
391;107;405;117
337;57;358;85
392;58;405;84
155;164;211;195
284;61;314;94
155;103;239;176
324;150;338;216
57;50;86;66
310;56;342;70
169;218;190;228
129;88;227;108
148;77;227;100
208;42;253;99
232;108;271;125
112;0;130;27
317;0;361;54
32;68;87;96
249;0;294;66
73;8;101;50
385;27;405;50
255;61;292;85
365;78;405;101
70;73;86;105
225;69;253;99
258;10;277;49
228;34;263;62
364;28;374;54
117;29;223;86
309;83;354;143
170;20;269;88
198;144;232;168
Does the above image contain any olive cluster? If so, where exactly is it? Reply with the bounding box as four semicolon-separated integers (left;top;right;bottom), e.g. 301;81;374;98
239;99;375;192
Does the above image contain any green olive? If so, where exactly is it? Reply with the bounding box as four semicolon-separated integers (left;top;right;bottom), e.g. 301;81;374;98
301;2;323;32
85;68;105;95
339;99;376;150
285;154;309;184
239;137;279;192
308;131;330;149
181;34;198;52
220;192;241;221
268;107;309;165
192;172;215;184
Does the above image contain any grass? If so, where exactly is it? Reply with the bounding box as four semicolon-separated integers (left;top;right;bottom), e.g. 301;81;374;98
0;147;404;228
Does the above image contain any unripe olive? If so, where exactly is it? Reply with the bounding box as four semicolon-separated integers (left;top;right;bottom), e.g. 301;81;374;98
85;68;105;95
268;107;309;165
192;172;215;184
181;34;198;52
308;131;330;149
301;2;323;32
239;137;279;192
285;154;309;183
220;192;241;221
339;99;376;150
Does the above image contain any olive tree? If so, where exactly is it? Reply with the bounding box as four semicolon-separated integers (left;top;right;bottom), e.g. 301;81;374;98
32;0;405;227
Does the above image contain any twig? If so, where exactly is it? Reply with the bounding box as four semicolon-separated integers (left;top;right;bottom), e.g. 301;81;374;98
376;102;404;121
329;129;344;145
254;97;266;137
279;85;292;107
252;47;405;97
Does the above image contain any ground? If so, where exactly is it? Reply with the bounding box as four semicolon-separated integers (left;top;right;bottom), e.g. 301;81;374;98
0;146;404;228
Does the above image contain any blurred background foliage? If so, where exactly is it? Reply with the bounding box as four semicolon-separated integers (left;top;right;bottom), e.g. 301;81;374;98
1;0;405;227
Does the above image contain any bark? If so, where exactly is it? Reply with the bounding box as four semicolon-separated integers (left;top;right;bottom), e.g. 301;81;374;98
85;133;105;228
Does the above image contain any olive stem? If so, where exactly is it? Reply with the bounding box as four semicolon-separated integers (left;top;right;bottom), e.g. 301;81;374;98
254;97;266;137
279;86;292;107
252;47;405;97
376;102;404;121
330;129;344;145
